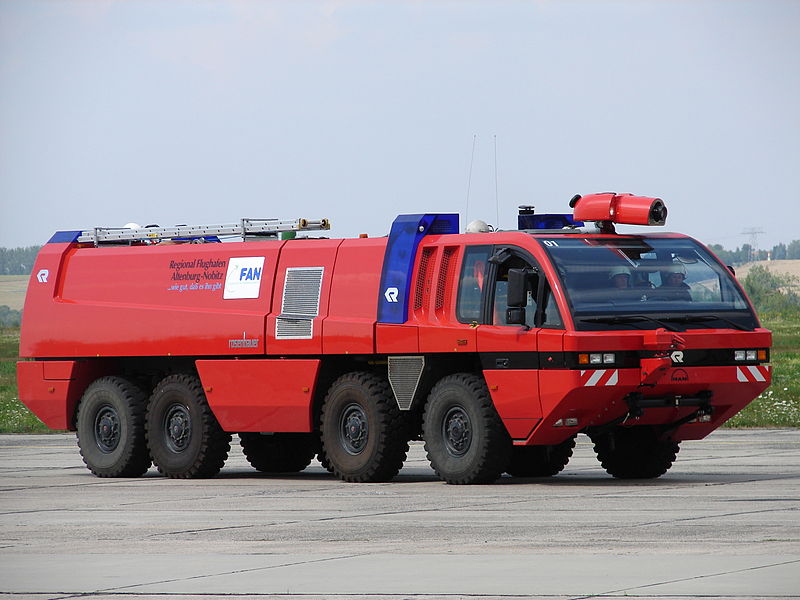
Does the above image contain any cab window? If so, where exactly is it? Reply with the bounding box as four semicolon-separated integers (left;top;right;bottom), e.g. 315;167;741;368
457;245;492;323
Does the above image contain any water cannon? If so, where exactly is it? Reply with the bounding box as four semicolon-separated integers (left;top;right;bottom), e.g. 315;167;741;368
570;193;667;231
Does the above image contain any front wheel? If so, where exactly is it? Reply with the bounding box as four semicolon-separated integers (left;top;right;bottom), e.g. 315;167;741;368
591;426;680;479
146;374;231;478
422;373;511;484
75;376;151;477
506;436;576;478
320;372;409;482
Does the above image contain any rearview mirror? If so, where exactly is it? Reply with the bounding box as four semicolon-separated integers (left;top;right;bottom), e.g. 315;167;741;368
507;268;539;307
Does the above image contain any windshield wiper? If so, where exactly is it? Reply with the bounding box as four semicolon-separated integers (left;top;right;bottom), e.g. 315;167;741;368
578;315;680;332
663;314;751;331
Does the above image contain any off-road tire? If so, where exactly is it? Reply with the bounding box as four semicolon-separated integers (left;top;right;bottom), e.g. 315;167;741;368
239;433;316;473
146;374;231;478
75;376;151;478
422;373;512;485
320;372;409;483
506;436;576;477
591;426;680;479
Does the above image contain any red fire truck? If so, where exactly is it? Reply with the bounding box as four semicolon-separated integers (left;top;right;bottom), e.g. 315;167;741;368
17;193;771;484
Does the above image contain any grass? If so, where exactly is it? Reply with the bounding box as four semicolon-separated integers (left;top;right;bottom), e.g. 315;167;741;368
725;316;800;427
1;320;799;433
0;328;48;433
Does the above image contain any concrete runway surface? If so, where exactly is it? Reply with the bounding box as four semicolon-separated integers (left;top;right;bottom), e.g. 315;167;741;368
1;429;798;600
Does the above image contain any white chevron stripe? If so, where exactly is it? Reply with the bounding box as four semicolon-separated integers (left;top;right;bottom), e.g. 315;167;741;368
585;370;606;386
736;367;748;382
747;365;767;382
605;370;619;386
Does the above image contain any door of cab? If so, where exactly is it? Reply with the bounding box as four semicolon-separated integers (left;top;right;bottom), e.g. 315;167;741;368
473;245;551;439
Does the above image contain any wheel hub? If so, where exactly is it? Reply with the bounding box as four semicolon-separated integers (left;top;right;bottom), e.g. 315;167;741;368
164;404;191;453
340;404;368;455
94;406;120;453
443;406;471;457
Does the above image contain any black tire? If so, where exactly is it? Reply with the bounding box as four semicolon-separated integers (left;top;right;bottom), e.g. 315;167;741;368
75;376;151;478
145;374;231;478
239;433;316;473
422;373;511;485
317;449;334;473
591;426;680;479
506;436;576;477
320;372;409;483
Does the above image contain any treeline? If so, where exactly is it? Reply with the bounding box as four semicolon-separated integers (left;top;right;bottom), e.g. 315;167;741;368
742;266;800;317
0;246;41;275
0;306;21;327
709;240;800;265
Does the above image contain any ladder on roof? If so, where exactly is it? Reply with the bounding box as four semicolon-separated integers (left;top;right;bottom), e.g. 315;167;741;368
77;218;331;245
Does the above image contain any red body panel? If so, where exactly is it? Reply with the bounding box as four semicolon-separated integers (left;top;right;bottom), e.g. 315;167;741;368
484;369;541;439
196;359;320;432
17;360;108;430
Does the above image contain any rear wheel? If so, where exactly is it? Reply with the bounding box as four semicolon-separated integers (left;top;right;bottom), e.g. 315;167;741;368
422;373;511;484
506;436;576;477
239;433;316;473
320;372;409;482
591;426;680;479
145;374;231;478
76;376;151;477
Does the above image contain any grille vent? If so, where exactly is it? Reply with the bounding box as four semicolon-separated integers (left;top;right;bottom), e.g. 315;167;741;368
414;247;435;311
276;267;324;339
388;356;425;411
436;247;457;310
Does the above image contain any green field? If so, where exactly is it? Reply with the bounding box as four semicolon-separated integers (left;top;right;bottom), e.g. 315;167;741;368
2;320;798;433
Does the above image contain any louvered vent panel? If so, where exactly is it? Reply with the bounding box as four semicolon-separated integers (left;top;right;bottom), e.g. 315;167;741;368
276;317;313;339
435;247;457;310
413;247;435;311
276;267;324;339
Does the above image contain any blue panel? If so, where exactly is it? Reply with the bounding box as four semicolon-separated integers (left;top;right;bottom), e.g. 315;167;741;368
48;231;82;243
377;213;459;324
518;214;583;230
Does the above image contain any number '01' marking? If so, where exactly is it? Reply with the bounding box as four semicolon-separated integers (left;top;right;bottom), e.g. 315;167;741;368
543;240;559;247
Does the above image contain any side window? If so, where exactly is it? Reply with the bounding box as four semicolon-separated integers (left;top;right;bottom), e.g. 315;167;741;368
457;245;492;323
541;285;564;329
491;256;537;327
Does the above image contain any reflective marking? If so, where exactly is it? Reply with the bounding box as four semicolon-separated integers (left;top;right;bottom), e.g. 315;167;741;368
606;370;619;386
747;365;767;382
586;370;606;387
736;367;748;382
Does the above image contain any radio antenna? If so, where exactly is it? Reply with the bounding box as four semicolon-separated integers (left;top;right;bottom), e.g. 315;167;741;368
493;134;499;229
465;134;477;227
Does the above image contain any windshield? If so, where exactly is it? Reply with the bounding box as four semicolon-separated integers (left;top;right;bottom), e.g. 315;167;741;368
539;236;758;331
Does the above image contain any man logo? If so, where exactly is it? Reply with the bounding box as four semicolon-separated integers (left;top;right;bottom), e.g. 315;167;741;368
671;350;684;363
671;368;689;382
384;287;399;303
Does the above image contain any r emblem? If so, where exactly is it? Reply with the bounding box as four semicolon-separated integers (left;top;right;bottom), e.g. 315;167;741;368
671;350;684;364
384;287;399;303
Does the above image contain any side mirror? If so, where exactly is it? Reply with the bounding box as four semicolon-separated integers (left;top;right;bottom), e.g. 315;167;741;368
727;265;736;277
507;268;539;307
506;307;527;325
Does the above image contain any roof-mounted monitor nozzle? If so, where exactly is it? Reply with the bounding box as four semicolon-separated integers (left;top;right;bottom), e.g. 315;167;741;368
571;193;667;233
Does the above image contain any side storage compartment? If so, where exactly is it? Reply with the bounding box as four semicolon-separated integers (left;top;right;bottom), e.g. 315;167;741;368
196;359;321;432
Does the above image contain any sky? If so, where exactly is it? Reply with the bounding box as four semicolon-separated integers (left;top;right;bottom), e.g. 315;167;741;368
1;0;798;252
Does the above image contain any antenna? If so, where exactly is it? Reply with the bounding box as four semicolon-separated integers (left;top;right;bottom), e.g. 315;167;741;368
741;227;765;261
465;134;477;227
493;134;499;229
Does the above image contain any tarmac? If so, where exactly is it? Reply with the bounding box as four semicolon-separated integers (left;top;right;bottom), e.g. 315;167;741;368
1;429;798;599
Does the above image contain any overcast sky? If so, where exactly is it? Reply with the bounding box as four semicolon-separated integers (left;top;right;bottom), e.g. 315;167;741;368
1;0;798;251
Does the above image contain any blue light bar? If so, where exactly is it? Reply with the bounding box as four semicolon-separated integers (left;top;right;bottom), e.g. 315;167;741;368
518;213;583;230
377;213;459;324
